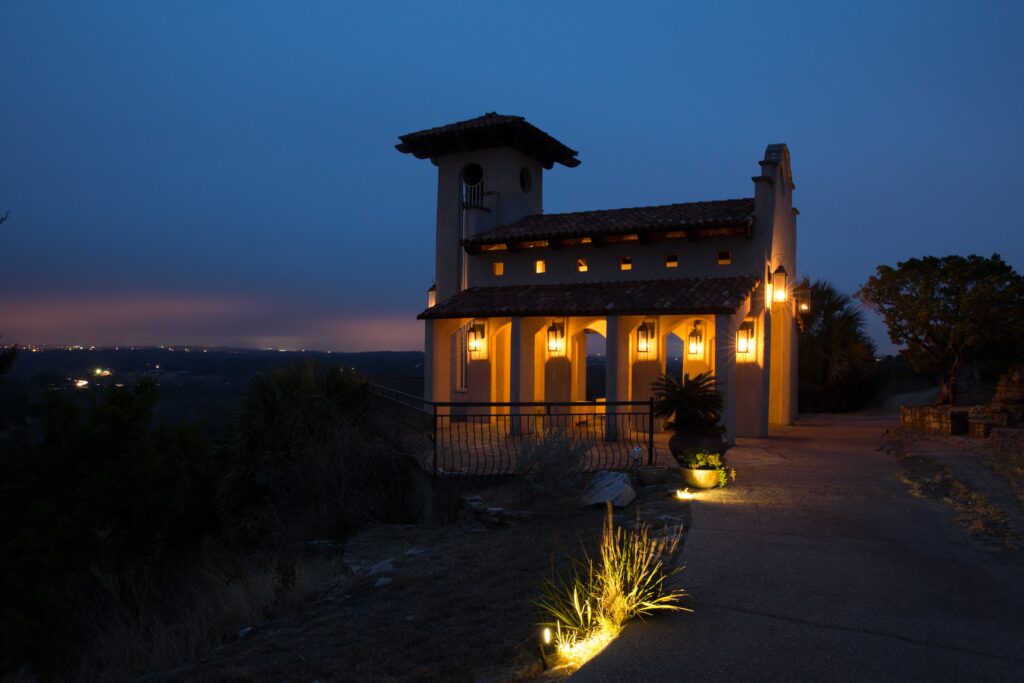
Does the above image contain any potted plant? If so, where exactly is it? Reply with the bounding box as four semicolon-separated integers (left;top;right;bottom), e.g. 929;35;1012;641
679;449;736;489
651;372;727;459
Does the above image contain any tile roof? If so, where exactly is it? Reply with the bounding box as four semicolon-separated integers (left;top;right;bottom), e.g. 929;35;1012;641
396;113;580;169
464;198;755;246
419;276;759;320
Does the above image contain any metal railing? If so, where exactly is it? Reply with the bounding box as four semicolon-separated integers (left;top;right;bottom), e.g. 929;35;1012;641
368;384;655;477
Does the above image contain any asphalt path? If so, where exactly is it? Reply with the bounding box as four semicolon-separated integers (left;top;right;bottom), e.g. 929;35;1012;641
573;415;1024;682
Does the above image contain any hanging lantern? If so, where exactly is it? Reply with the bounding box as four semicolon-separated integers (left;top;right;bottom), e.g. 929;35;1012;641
686;320;704;358
637;321;656;357
427;283;436;308
547;321;566;357
467;320;486;359
772;265;788;303
737;320;756;361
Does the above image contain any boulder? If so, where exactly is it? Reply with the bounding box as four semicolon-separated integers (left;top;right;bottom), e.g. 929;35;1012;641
581;470;636;508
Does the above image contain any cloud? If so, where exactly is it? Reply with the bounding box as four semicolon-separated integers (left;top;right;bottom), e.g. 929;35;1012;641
0;293;423;351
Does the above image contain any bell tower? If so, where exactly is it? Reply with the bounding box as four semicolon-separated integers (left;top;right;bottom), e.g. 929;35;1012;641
396;113;580;302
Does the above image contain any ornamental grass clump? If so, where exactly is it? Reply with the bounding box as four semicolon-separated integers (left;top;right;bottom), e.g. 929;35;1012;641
535;504;690;671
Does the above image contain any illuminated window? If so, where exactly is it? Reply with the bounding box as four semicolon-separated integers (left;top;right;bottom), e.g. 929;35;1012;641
717;251;732;265
620;257;632;271
576;258;588;272
665;254;678;268
535;259;546;274
492;261;504;276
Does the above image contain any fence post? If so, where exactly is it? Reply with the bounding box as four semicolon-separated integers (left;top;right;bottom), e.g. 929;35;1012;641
647;397;655;466
432;404;439;476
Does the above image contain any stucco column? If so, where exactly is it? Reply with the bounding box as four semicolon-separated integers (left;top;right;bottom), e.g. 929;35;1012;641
714;313;737;446
424;319;435;401
509;317;523;434
605;315;620;440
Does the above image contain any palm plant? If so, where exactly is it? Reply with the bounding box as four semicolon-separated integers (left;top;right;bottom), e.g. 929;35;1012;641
651;371;723;434
799;280;879;412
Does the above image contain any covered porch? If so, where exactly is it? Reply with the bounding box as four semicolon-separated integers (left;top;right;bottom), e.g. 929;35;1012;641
421;276;793;444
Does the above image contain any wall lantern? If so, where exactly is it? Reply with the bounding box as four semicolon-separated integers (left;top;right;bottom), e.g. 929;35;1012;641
547;321;566;357
771;265;788;303
427;283;436;308
686;320;704;358
637;321;656;358
467;320;487;360
795;286;810;314
737;320;756;361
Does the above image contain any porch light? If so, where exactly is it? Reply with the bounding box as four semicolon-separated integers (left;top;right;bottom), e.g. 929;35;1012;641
795;282;810;313
547;321;566;357
737;320;756;361
771;265;788;303
467;321;486;359
686;321;704;358
427;283;436;308
637;321;655;357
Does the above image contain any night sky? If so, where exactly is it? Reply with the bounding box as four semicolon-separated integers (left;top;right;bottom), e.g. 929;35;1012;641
2;2;1022;352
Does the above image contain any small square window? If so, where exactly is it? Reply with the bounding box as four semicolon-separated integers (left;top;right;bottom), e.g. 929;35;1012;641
665;254;678;268
717;251;732;265
576;258;588;272
492;261;504;276
620;257;632;271
535;259;546;274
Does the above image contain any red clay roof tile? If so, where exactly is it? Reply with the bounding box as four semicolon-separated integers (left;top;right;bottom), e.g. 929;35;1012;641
419;276;759;319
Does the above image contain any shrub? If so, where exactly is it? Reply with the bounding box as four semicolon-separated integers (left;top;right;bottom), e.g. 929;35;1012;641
651;372;723;434
680;449;736;487
516;429;589;494
218;359;409;543
535;504;689;670
0;379;214;674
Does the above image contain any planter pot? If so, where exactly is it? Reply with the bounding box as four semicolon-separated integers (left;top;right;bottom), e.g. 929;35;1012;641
636;465;669;486
668;431;728;459
681;467;721;489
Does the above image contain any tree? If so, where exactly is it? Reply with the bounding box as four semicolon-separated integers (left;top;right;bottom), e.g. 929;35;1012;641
799;280;879;411
857;254;1024;406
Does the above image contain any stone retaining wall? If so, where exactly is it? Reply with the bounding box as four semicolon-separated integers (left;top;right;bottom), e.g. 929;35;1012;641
900;405;969;435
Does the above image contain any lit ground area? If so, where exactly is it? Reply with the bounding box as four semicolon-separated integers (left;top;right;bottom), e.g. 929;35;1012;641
572;415;1024;682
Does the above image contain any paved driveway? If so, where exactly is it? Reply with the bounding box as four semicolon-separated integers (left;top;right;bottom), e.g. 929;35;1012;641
573;415;1024;682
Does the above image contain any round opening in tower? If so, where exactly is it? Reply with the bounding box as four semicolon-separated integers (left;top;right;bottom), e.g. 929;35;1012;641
461;163;483;187
519;167;533;193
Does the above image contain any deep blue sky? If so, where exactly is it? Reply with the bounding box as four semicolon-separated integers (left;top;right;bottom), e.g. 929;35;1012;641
1;1;1022;351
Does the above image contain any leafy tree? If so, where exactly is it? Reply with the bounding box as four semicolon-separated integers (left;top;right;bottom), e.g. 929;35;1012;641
857;254;1024;406
798;280;879;411
0;379;213;672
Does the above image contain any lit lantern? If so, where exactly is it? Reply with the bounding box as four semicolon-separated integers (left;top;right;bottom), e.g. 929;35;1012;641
637;321;655;357
547;321;566;357
467;320;486;359
737;320;756;361
686;321;704;358
427;283;436;308
795;286;810;314
771;265;788;303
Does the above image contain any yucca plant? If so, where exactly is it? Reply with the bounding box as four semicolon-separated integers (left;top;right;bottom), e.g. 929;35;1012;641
535;504;690;670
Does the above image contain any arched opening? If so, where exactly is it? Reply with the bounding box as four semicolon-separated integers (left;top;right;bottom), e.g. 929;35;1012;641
568;319;607;402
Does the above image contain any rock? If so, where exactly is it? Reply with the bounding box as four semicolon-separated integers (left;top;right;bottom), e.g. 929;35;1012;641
238;627;253;638
503;510;535;522
403;548;425;556
581;470;636;508
374;577;393;588
367;559;394;576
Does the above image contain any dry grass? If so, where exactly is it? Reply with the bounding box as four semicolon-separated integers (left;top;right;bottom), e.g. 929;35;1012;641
58;550;350;682
896;453;1015;545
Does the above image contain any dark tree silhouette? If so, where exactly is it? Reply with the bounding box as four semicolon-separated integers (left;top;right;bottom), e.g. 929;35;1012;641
798;280;879;412
857;254;1024;406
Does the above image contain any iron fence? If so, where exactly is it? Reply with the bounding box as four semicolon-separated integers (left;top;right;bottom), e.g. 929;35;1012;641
368;384;655;477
